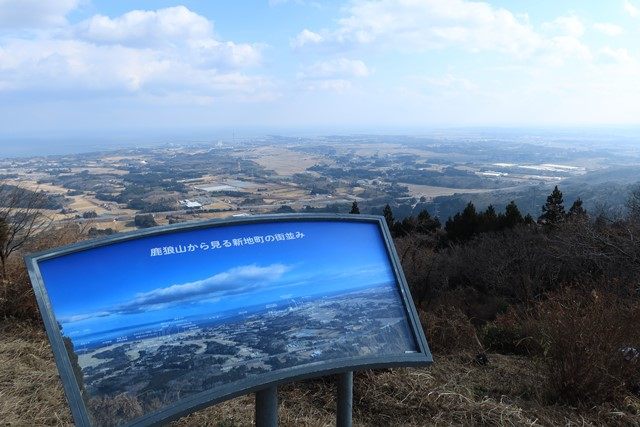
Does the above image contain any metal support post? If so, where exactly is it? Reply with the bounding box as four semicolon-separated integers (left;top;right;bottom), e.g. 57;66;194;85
337;371;353;427
255;386;278;427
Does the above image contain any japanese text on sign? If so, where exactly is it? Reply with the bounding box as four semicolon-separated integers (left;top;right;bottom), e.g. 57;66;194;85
149;231;306;257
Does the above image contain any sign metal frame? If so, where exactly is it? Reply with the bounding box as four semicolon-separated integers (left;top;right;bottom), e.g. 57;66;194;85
25;213;432;426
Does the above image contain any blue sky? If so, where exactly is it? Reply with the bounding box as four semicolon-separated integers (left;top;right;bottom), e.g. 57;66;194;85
37;220;398;340
1;1;639;141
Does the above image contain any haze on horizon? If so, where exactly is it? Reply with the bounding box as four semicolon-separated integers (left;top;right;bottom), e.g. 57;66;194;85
1;0;640;144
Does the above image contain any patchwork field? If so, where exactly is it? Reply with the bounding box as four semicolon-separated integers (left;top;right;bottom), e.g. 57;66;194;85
238;147;332;176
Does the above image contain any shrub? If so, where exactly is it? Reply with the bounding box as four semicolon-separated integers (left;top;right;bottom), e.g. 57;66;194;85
531;287;640;405
419;306;483;354
0;256;38;320
481;308;541;356
1;225;86;320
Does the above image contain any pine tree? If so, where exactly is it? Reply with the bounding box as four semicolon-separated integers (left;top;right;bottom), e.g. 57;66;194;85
524;213;535;225
445;202;478;241
501;200;524;229
349;201;360;214
416;209;440;233
397;216;416;237
538;186;565;225
568;198;587;220
480;204;498;232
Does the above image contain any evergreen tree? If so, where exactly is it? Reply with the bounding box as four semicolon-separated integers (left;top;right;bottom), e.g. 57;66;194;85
502;200;524;229
445;202;478;242
538;186;565;225
568;198;588;220
349;201;360;214
396;216;416;237
480;204;498;232
416;209;440;233
524;213;535;225
382;204;395;232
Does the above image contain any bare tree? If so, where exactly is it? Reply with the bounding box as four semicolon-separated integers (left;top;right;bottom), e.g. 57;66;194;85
0;185;51;281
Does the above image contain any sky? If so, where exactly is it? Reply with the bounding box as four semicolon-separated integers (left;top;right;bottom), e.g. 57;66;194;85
1;0;640;141
37;220;399;341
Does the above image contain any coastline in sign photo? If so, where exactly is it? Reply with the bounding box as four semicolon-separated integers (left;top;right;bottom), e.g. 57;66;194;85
37;220;417;425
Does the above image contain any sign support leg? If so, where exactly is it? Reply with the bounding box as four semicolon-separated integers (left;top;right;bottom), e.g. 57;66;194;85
255;386;278;427
337;371;353;427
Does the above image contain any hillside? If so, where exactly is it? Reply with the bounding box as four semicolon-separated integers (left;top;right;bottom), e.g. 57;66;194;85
2;320;639;426
1;186;640;426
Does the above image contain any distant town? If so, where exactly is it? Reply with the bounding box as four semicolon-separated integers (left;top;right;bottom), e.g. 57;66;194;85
1;133;639;232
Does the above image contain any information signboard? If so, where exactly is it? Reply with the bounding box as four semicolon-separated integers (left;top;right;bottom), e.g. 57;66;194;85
26;214;431;426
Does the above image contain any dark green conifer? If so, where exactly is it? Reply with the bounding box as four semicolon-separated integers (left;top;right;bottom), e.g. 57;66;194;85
416;209;440;233
538;186;565;225
568;198;587;220
445;202;478;242
502;200;524;229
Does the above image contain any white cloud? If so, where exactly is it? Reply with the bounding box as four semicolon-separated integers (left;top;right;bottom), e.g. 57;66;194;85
72;6;262;69
294;1;602;65
298;58;369;92
304;79;353;92
0;0;79;28
60;264;292;323
60;311;111;323
543;15;585;37
624;0;639;17
300;58;369;79
291;29;324;48
544;35;592;63
129;263;290;309
593;22;624;36
0;6;269;99
599;46;634;63
74;6;213;47
294;0;542;57
422;74;477;92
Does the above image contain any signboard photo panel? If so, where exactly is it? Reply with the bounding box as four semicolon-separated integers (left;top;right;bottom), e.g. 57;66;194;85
26;214;432;426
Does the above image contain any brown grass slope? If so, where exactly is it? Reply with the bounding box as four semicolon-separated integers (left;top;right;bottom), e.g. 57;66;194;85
2;319;639;426
3;205;640;425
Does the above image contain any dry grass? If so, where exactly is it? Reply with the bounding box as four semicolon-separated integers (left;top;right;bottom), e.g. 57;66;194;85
2;320;639;426
2;179;68;196
419;306;483;354
239;147;330;176
0;321;73;425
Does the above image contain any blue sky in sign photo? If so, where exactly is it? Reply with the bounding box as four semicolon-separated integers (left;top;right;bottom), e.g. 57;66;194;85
37;221;398;341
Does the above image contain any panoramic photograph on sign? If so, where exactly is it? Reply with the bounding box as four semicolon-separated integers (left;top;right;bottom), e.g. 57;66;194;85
30;217;426;426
